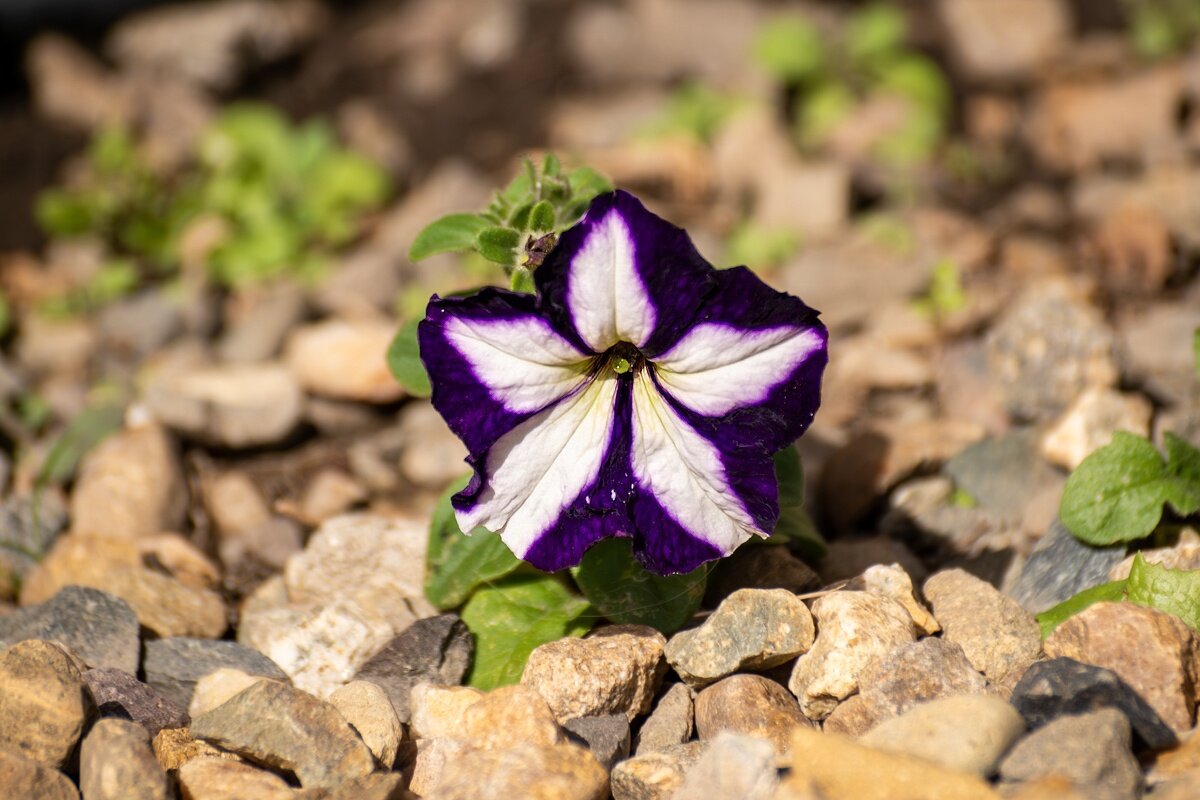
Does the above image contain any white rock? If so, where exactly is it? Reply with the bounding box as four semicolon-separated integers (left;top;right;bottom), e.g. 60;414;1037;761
285;319;404;403
409;683;485;740
1040;387;1153;470
329;680;403;768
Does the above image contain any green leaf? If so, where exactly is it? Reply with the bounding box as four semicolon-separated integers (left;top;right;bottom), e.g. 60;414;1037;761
846;2;907;69
754;15;826;82
509;268;536;294
1036;580;1129;638
1128;552;1200;629
460;573;593;690
771;446;826;558
425;476;521;609
36;400;125;487
386;320;431;398
409;214;491;261
476;227;522;265
1165;433;1200;514
796;81;855;148
528;201;556;233
567;167;613;205
572;538;708;634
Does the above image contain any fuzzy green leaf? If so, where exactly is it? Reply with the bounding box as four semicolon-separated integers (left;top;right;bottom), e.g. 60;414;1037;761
476;226;522;265
425;476;521;609
409;213;491;261
1036;580;1129;638
771;446;826;559
1127;552;1200;630
528;201;556;233
572;538;707;634
386;320;431;397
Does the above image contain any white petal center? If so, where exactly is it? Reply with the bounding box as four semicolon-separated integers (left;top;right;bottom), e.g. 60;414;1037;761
567;210;656;351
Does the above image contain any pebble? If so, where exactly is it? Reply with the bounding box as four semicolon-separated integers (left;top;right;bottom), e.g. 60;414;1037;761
844;564;940;635
80;718;171;800
998;709;1140;800
425;742;608;800
611;741;706;800
189;668;268;718
409;683;484;739
324;772;412;800
1010;657;1177;751
406;737;469;797
68;421;187;539
523;625;666;722
672;732;778;800
395;402;470;489
176;757;295;800
786;726;1000;799
634;683;694;755
137;534;221;591
328;680;403;768
1039;387;1153;470
85;668;191;737
285;318;405;404
1009;520;1127;613
1109;536;1200;581
150;727;238;772
1149;727;1200;782
695;674;811;755
787;592;917;720
818;536;928;585
924;568;1042;689
354;614;473;721
298;469;367;524
664;590;814;687
216;281;307;364
937;0;1070;81
190;679;375;789
1153;771;1200;800
0;748;80;800
143;637;288;709
203;470;271;538
563;714;631;772
859;694;1025;776
1044;601;1197;735
0;586;139;673
703;545;820;604
823;637;989;736
462;684;565;750
0;640;88;768
0;492;68;599
941;430;1063;531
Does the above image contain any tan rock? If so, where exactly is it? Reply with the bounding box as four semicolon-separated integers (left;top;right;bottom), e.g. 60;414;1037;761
189;669;267;718
80;718;171;800
695;674;811;755
845;564;940;635
0;748;80;800
1040;387;1153;470
285;319;405;403
299;469;366;523
328;680;403;768
409;683;484;740
1109;534;1200;581
633;682;694;755
151;727;240;772
0;640;88;769
938;0;1070;81
177;757;296;800
406;737;469;797
136;534;221;590
425;742;608;800
610;741;706;800
463;684;564;750
204;470;272;538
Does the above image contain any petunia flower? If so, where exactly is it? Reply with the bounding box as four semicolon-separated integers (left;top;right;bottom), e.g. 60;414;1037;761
419;190;828;575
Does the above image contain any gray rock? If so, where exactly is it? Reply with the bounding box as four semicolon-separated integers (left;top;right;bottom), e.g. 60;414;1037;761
611;741;707;800
999;708;1140;800
1010;519;1127;613
671;732;777;800
216;281;306;363
0;586;140;674
635;683;694;755
84;668;190;737
354;614;472;722
80;717;171;800
942;429;1062;522
143;637;287;709
97;289;183;357
564;714;631;771
0;492;67;595
190;679;375;789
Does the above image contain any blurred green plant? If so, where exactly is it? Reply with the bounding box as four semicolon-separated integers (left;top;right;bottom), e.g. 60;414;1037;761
639;82;748;144
724;221;800;271
1125;0;1200;59
912;259;968;320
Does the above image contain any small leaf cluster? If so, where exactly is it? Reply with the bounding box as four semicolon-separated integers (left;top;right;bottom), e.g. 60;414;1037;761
754;3;950;166
638;82;747;145
1125;0;1200;60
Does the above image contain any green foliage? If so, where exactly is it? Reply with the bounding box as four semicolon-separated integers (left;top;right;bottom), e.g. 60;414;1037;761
1126;0;1200;59
912;259;967;320
724;222;799;271
386;320;431;398
36;398;125;488
1061;432;1200;546
771;446;826;560
425;476;521;609
1127;553;1200;630
572;538;708;634
407;214;490;262
460;574;593;690
640;83;746;144
754;16;825;81
1036;580;1129;638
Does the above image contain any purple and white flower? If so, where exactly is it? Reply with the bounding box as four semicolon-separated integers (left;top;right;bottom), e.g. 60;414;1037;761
419;190;828;575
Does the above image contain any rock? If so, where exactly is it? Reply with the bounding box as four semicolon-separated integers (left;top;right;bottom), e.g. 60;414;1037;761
823;637;989;736
1040;388;1154;470
144;637;288;710
405;737;469;797
203;471;271;538
355;614;473;721
704;545;819;604
322;772;415;800
1108;536;1200;581
1010;520;1127;613
216;281;307;364
285;319;404;403
611;742;706;800
84;668;190;737
787;592;917;720
462;685;564;749
819;536;928;585
695;674;810;755
395;402;469;489
97;290;184;358
0;748;80;800
786;726;1000;799
328;680;403;768
1154;771;1200;800
298;469;367;524
151;727;238;772
1150;726;1200;782
80;718;170;800
942;430;1063;531
0;491;68;597
1010;657;1176;751
998;709;1140;800
674;732;778;800
634;683;694;755
844;564;940;636
216;516;303;599
0;640;89;768
563;714;630;772
190;679;374;789
176;757;295;800
1044;601;1198;735
137;534;221;591
755;161;849;239
924;569;1042;689
409;683;484;739
189;669;268;718
425;742;608;800
144;362;305;448
69;421;186;539
521;625;666;722
665;590;814;687
937;0;1070;81
859;694;1025;776
0;586;139;673
26;32;133;129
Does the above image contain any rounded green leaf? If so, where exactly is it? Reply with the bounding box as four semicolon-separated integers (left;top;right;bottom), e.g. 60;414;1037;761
572;538;708;634
1127;552;1200;630
386;320;431;397
425;476;521;609
476;226;522;265
409;213;491;261
1061;432;1174;545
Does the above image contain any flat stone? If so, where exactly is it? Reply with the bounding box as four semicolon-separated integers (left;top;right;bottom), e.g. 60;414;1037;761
190;679;374;789
844;564;940;635
409;683;484;739
144;637;288;709
285;319;405;403
84;668;190;737
1010;657;1177;751
704;545;820;604
695;674;811;755
1010;520;1127;613
0;748;79;800
151;727;239;772
405;737;469;797
563;714;630;772
1044;601;1198;735
1040;388;1153;470
0;586;139;673
216;281;307;364
80;718;171;800
938;0;1070;81
189;669;268;718
523;625;666;722
665;590;814;687
673;732;778;800
176;757;295;800
787;592;917;720
859;694;1025;776
462;684;564;750
394;402;469;489
354;614;473;722
924;568;1042;689
998;709;1140;800
611;741;706;800
328;680;403;768
634;683;694;755
0;640;88;768
941;430;1063;527
424;742;608;800
786;726;1000;799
